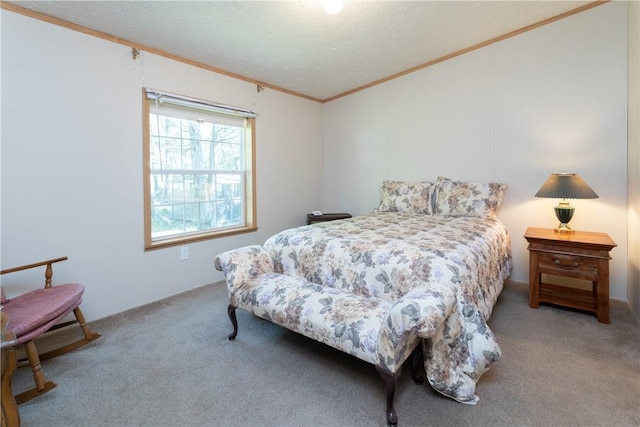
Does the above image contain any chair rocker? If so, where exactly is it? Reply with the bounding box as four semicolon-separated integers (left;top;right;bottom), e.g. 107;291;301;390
0;256;101;404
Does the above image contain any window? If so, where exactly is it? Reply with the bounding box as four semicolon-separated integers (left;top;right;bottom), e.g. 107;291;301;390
143;89;257;250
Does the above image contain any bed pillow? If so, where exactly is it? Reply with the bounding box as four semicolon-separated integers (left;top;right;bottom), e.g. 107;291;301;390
374;180;435;215
433;176;507;218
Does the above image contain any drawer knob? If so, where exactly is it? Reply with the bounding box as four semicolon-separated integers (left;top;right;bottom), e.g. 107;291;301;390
554;258;579;270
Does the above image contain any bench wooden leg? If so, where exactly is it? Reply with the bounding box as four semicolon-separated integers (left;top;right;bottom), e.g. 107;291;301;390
376;366;400;427
227;304;238;340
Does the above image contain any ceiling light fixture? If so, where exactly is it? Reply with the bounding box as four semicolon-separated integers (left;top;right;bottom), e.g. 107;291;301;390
323;0;343;14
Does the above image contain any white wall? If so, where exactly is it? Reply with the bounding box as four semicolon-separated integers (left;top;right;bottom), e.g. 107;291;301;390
323;2;630;301
1;2;633;320
0;10;323;320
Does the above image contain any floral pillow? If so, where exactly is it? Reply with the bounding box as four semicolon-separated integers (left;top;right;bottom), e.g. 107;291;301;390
374;181;435;215
433;176;507;218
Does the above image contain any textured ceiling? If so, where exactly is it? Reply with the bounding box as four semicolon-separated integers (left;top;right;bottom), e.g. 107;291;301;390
7;1;596;101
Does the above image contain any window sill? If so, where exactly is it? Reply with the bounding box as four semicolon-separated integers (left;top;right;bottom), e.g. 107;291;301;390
144;225;258;251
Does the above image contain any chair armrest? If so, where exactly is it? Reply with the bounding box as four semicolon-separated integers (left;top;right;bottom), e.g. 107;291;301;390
376;283;457;370
1;257;68;289
214;246;274;294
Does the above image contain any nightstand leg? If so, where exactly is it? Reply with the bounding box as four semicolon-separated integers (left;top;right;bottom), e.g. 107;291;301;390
529;251;540;308
596;260;610;324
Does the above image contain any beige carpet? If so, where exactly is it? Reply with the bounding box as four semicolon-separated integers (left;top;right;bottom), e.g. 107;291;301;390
11;281;640;427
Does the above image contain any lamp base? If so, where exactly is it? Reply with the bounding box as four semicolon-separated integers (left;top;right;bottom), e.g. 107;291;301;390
553;200;575;233
554;223;575;233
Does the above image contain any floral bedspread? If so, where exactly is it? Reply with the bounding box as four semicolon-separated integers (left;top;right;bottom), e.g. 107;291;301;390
263;211;512;404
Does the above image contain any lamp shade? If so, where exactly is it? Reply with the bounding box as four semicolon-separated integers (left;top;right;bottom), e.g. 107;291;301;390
534;173;599;200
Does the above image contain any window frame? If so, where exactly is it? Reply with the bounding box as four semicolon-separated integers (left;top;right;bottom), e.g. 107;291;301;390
142;88;257;250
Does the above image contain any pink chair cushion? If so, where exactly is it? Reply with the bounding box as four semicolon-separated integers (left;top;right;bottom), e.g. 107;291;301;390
2;283;84;345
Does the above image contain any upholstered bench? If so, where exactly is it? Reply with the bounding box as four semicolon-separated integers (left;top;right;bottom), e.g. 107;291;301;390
215;245;457;426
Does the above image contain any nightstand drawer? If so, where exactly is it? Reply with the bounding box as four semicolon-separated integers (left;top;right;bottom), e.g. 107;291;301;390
537;252;598;279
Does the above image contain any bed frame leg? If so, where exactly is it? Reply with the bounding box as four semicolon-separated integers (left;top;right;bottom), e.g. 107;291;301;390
227;304;238;340
376;366;400;427
410;343;424;385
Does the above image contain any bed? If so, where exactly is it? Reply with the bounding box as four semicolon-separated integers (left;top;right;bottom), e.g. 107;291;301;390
262;177;512;403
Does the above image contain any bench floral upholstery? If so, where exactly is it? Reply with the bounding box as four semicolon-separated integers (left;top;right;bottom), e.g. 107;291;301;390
215;246;456;372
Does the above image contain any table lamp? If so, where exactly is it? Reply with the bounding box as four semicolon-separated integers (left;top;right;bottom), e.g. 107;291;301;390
534;173;598;233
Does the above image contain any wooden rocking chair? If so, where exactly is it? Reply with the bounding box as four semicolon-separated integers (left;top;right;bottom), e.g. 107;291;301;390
0;256;101;404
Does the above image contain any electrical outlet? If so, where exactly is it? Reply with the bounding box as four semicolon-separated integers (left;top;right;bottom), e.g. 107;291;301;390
180;246;189;260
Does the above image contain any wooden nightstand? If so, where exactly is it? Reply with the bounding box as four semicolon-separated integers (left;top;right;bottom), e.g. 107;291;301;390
306;213;352;225
524;227;617;323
